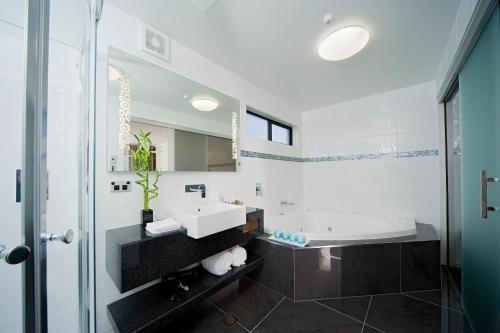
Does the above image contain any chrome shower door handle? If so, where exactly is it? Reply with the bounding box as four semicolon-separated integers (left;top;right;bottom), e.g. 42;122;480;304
0;243;31;265
481;170;500;218
41;229;74;244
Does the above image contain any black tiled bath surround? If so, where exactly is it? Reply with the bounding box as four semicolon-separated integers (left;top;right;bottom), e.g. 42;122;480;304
247;223;440;300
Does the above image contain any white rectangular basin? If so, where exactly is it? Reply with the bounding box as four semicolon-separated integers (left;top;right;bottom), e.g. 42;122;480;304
165;202;246;239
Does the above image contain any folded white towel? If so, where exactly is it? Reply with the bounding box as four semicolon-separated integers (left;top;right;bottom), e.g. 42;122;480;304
229;246;247;267
201;251;232;276
145;218;181;234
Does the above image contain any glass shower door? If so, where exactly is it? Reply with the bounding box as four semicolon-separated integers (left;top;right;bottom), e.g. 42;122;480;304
460;4;500;332
0;1;28;331
0;0;94;331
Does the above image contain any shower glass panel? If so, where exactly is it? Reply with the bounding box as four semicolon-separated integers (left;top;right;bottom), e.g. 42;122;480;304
0;1;27;332
46;1;93;331
0;0;93;331
445;88;462;281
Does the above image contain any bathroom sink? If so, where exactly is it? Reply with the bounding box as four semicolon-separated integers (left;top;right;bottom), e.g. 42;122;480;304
165;202;246;239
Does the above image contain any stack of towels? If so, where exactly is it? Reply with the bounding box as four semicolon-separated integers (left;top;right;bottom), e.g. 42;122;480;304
145;218;181;235
201;246;248;276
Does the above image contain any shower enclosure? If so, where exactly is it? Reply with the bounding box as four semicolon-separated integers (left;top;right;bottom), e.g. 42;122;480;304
0;0;97;331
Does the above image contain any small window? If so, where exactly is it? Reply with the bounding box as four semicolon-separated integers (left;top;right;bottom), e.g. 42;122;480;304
246;111;293;145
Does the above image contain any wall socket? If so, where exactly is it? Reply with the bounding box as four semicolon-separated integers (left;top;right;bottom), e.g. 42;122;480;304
110;180;131;193
256;182;263;196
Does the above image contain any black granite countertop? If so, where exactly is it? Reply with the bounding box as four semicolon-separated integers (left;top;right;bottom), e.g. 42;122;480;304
106;208;264;293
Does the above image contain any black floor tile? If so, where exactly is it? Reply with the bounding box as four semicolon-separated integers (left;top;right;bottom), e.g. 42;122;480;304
253;299;362;333
404;266;462;312
209;277;283;331
404;276;463;313
317;296;371;322
366;294;473;333
163;301;248;333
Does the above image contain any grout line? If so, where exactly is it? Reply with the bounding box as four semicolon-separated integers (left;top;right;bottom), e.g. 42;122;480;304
314;300;364;325
243;276;285;299
208;299;227;314
250;297;286;332
403;293;463;314
361;296;373;332
287;289;441;302
237;323;252;333
364;324;386;333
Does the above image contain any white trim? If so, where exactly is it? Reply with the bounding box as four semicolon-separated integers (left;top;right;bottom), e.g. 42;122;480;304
437;0;498;101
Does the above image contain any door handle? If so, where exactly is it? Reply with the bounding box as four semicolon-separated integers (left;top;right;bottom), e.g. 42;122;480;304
481;170;499;218
0;243;31;265
41;229;74;244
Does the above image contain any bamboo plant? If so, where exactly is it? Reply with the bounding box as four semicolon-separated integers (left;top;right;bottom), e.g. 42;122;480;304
133;130;160;211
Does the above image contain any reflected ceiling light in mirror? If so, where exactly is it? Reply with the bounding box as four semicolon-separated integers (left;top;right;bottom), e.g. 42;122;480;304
191;97;218;112
108;64;122;81
318;26;369;61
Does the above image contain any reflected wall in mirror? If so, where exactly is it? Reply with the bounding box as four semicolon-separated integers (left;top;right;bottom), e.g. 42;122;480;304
107;47;240;172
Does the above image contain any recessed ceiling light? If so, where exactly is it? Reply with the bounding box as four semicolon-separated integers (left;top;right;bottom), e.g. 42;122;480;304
191;98;218;112
318;26;369;61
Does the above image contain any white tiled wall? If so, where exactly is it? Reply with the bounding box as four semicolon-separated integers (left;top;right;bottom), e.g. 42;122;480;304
95;4;302;332
302;82;443;236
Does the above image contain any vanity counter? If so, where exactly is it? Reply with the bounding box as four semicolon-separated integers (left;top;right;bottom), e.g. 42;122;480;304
106;217;262;293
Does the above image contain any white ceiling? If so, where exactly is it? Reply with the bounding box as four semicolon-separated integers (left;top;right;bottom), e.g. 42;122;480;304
106;0;460;111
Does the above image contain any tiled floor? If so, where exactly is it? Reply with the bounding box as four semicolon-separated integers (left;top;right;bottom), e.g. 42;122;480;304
165;266;472;333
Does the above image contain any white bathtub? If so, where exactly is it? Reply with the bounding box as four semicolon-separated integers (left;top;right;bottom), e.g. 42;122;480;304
265;208;416;241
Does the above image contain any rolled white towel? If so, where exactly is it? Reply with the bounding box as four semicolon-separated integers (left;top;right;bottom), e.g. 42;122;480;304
201;251;232;276
229;246;247;267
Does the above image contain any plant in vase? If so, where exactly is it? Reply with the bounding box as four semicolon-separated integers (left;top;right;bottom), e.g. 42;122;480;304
132;130;160;227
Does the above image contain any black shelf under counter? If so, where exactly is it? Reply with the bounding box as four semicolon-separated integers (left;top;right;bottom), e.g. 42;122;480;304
107;252;264;333
106;208;264;293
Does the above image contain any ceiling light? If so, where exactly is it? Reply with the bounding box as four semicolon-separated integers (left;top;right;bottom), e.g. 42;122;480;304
318;26;369;61
191;98;218;112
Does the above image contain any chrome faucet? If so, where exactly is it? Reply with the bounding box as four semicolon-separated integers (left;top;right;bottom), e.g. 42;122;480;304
185;184;206;198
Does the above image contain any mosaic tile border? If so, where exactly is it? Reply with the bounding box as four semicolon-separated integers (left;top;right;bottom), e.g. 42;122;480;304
240;150;302;162
240;149;438;163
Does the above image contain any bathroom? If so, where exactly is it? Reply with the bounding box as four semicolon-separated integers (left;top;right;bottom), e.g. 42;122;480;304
0;0;499;332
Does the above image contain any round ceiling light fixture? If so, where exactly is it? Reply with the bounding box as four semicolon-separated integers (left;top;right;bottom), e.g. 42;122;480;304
318;26;369;61
191;97;218;112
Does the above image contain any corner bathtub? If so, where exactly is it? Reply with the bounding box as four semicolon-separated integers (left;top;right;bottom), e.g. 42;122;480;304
265;208;416;241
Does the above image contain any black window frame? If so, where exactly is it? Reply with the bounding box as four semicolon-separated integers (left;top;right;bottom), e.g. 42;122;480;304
247;110;293;146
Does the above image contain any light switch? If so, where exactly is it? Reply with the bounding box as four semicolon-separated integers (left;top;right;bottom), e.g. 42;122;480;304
110;180;131;193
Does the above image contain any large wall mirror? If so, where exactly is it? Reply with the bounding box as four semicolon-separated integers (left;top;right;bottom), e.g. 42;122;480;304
107;47;240;172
